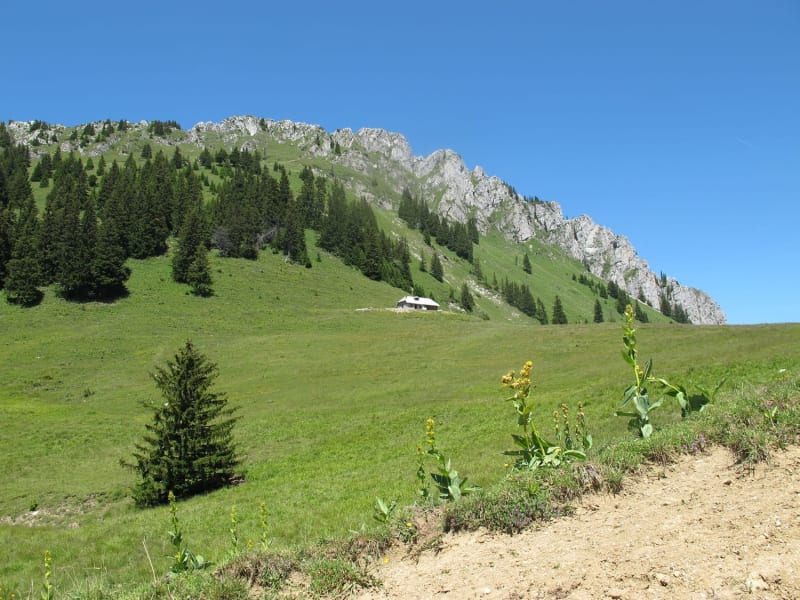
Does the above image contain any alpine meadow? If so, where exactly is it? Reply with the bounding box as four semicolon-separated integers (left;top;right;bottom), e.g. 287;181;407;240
1;117;798;599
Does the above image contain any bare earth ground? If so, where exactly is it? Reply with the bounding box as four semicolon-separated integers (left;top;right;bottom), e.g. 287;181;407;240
354;446;800;600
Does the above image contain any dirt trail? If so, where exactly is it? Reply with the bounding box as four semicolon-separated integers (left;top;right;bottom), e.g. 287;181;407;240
355;446;800;600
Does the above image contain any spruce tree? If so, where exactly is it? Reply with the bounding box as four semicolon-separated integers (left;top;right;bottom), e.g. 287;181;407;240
124;341;239;507
634;301;649;323
552;295;568;324
430;252;444;282
536;298;549;325
56;192;92;298
4;193;42;305
593;299;604;323
186;244;213;297
93;208;131;299
281;201;309;266
460;282;475;312
5;254;41;305
361;226;383;280
472;257;483;282
659;293;673;318
172;207;206;283
0;207;12;288
522;253;532;274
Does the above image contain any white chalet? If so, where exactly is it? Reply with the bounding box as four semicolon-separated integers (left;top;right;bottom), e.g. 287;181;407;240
396;295;440;311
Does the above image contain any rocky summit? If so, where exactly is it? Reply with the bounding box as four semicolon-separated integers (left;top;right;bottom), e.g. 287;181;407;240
202;117;723;324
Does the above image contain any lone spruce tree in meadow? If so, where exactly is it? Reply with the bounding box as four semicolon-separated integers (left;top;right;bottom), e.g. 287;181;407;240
522;252;532;274
124;341;239;507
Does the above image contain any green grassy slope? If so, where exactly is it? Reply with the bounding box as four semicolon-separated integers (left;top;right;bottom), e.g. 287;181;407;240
1;231;798;594
26;120;667;327
3;120;791;595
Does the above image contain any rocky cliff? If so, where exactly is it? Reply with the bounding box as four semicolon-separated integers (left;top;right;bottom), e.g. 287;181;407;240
256;118;725;325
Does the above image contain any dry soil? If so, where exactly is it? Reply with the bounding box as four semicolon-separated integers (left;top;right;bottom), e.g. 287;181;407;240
354;446;800;600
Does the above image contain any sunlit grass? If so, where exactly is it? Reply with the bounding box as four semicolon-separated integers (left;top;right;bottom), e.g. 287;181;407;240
1;236;798;595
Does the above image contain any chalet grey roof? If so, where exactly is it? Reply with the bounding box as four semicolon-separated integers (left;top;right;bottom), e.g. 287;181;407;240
396;295;440;308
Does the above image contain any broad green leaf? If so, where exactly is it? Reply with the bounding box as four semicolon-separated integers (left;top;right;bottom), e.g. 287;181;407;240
621;350;636;366
642;358;653;381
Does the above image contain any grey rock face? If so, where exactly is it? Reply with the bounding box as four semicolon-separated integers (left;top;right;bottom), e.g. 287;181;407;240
309;122;726;324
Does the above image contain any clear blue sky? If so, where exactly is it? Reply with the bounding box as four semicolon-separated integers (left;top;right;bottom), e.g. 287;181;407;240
3;1;798;324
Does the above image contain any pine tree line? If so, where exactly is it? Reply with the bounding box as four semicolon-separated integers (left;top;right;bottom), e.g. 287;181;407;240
500;277;549;324
0;138;420;305
398;187;478;262
319;187;413;292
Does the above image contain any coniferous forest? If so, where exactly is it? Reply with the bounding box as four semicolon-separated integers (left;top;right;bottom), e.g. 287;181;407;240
0;123;425;307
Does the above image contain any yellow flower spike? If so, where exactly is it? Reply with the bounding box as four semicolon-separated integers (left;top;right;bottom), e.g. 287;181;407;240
520;360;533;379
624;304;635;325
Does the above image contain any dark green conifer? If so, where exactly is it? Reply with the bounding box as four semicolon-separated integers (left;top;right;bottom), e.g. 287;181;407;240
472;257;483;282
124;341;239;507
93;208;130;299
59;196;97;299
536;298;549;325
187;244;213;297
522;253;532;274
431;252;444;282
5;195;42;305
172;207;207;283
460;282;475;312
552;295;568;324
593;299;604;323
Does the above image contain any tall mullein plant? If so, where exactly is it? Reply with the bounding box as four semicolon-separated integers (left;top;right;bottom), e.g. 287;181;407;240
616;305;662;438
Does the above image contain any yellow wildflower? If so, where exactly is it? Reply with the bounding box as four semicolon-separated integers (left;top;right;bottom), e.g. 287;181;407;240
520;360;533;378
624;304;635;324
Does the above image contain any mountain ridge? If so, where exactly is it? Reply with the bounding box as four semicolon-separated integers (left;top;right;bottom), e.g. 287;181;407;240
6;115;726;324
